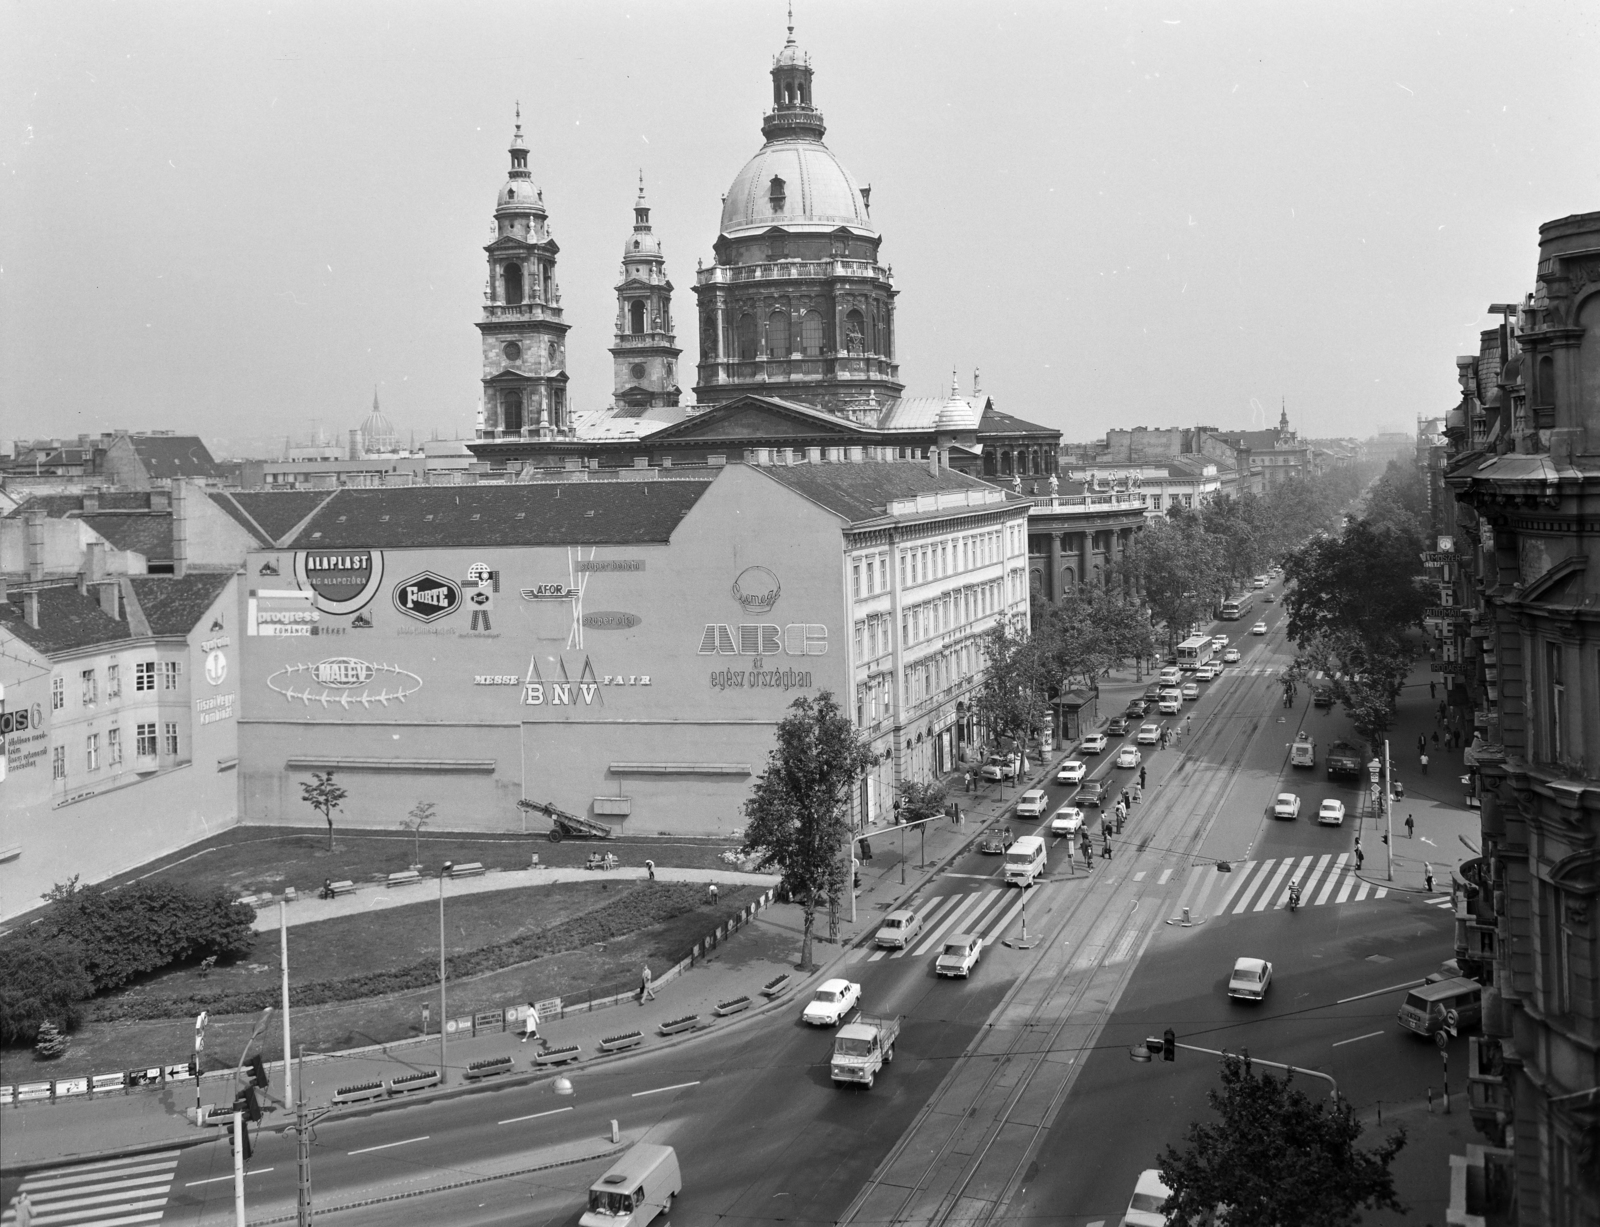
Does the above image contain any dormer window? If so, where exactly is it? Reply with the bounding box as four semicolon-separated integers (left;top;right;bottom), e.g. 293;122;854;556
769;176;786;212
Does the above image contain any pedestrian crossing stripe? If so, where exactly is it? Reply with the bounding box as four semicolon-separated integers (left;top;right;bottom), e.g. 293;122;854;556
1427;895;1454;909
1168;854;1391;922
856;886;1033;962
2;1149;180;1226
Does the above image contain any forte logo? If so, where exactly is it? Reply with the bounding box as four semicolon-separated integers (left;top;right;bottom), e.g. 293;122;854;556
393;572;462;623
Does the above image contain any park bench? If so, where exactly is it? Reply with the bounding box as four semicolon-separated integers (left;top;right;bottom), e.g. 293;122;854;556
322;880;357;899
449;862;486;878
386;869;421;888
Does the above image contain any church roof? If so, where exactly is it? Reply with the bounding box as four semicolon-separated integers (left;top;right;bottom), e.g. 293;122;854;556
720;138;875;239
977;405;1060;439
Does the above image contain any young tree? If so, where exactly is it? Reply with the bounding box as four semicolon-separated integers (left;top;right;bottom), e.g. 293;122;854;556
300;771;349;852
971;619;1052;757
742;692;878;969
400;800;435;867
895;779;948;824
1160;1054;1407;1227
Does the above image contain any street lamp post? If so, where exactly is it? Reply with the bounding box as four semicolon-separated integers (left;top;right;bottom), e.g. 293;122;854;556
438;862;453;1083
1384;739;1394;881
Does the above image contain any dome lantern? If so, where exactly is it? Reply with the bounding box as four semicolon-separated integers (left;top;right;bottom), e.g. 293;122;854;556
763;9;825;143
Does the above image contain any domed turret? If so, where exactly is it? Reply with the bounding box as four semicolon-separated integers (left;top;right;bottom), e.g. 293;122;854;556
361;389;398;453
624;173;663;260
935;369;980;431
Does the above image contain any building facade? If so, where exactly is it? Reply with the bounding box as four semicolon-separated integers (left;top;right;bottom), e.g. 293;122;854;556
1441;210;1600;1227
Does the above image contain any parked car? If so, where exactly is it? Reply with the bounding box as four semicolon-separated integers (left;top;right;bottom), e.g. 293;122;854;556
802;979;862;1025
1049;806;1085;836
1272;792;1301;819
1115;745;1142;769
1080;733;1108;754
1222;647;1240;663
935;934;983;979
1056;760;1087;784
980;754;1018;782
1077;780;1108;807
1251;621;1269;635
1137;722;1162;745
1317;798;1346;826
1180;681;1200;700
1107;715;1131;736
875;909;922;949
1228;957;1272;1000
1121;1170;1174;1227
1015;789;1049;818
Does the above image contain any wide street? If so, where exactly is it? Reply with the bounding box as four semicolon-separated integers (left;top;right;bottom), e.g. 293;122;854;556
43;580;1465;1227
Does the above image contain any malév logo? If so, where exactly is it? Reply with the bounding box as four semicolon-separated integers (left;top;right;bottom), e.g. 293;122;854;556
393;572;461;623
310;657;376;688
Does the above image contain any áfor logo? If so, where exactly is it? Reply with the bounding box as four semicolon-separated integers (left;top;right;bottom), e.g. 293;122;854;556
294;549;385;615
731;566;781;615
393;572;461;623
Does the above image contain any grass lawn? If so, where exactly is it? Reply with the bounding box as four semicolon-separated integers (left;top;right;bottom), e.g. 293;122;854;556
0;883;762;1082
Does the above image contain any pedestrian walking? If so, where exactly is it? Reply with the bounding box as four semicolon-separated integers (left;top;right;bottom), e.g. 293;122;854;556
1185;715;1192;735
1120;788;1131;810
1101;835;1112;860
1355;846;1365;870
707;882;719;905
1425;864;1435;892
1421;752;1429;775
1438;700;1447;720
964;770;974;794
521;1002;540;1043
1139;765;1147;789
1084;841;1095;870
1432;730;1440;746
1133;782;1143;803
14;1192;31;1227
640;966;656;1004
645;858;656;881
1429;680;1437;700
1417;734;1426;756
1405;815;1415;839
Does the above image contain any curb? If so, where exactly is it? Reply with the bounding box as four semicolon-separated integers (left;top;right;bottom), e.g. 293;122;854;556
0;1123;222;1179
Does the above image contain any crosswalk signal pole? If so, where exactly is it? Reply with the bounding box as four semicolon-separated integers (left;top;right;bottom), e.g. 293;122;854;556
296;1048;312;1227
232;1110;246;1227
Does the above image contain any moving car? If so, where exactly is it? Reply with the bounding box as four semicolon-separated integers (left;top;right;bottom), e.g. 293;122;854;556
1056;760;1087;784
1049;806;1085;836
875;909;922;949
935;934;983;979
1222;647;1241;663
1137;722;1162;745
1251;621;1269;635
1317;798;1346;826
1398;977;1483;1037
1272;792;1301;819
1015;789;1049;818
1158;666;1182;686
1143;683;1163;703
1107;715;1131;735
1252;576;1269;589
1077;780;1108;807
1196;662;1219;680
581;1144;681;1227
1125;698;1151;718
1228;957;1273;1000
1211;634;1229;649
1121;1169;1174;1227
1263;592;1277;603
1080;733;1108;754
1180;681;1200;700
1115;745;1142;769
802;979;862;1026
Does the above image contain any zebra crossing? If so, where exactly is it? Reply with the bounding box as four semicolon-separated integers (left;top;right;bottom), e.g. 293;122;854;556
2;1149;181;1226
851;885;1035;963
1168;853;1391;922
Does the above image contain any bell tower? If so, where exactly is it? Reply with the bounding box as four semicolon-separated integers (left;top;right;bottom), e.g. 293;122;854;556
476;106;571;440
610;174;681;411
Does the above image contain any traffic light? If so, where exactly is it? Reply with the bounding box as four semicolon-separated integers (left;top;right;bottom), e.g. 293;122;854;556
234;1085;262;1123
223;1114;253;1161
1163;1029;1176;1062
187;1054;199;1079
247;1054;268;1089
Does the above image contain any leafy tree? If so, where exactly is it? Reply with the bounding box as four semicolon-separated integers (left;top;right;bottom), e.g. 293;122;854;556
1295;629;1416;746
1159;1054;1407;1227
33;1019;71;1060
895;779;948;824
40;875;83;904
300;771;349;852
400;800;435;867
1039;584;1155;692
1282;521;1428;649
742;692;878;968
0;938;94;1044
971;619;1052;755
1362;457;1431;545
1128;517;1225;648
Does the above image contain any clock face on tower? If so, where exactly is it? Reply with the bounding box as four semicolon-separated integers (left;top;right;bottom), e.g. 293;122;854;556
502;341;522;362
631;363;646;380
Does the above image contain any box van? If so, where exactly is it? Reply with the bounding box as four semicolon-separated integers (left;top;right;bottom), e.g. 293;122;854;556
1158;666;1182;686
1003;835;1046;886
1397;977;1482;1037
581;1144;681;1227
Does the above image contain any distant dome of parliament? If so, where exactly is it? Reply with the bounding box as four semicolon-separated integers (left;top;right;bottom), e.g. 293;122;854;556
719;139;875;239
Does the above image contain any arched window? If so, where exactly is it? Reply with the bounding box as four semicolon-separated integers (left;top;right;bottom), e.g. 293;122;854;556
502;263;524;305
630;301;646;334
800;311;825;355
845;308;866;353
501;391;524;435
1537;354;1555;407
737;314;757;361
1001;451;1013;475
767;310;790;357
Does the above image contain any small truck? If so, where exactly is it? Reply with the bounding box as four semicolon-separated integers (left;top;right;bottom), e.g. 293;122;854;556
1289;732;1315;768
830;1013;902;1089
1326;739;1364;781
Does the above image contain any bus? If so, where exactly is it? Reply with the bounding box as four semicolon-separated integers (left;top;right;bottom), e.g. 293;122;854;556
1219;592;1253;621
1177;634;1215;671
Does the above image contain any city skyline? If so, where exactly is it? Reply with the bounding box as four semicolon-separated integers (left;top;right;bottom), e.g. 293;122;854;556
3;1;1596;456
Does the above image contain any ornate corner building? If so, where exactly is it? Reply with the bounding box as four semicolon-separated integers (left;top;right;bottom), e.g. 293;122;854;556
1436;210;1600;1227
476;107;570;441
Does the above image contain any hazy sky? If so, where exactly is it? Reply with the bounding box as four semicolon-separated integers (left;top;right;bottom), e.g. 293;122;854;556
3;1;1596;458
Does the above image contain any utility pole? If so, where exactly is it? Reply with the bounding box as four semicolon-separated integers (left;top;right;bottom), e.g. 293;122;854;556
280;901;292;1114
1384;739;1394;881
296;1050;311;1227
232;1110;246;1227
439;864;453;1084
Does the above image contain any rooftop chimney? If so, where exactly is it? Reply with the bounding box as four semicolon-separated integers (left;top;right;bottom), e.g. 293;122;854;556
83;487;101;513
24;508;45;581
149;488;171;513
928;446;939;477
23;589;40;629
170;478;188;578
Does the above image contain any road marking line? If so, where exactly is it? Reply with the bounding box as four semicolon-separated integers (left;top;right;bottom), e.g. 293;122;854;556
1374;887;1388;898
1355;879;1372;901
1337;978;1425;1004
905;890;992;957
1187;866;1224;916
1248;859;1294;912
1272;855;1314;909
1106;927;1141;965
24;1173;175;1197
986;893;1030;942
1332;1031;1385;1048
1298;854;1334;902
14;1208;168;1226
498;1106;574;1125
1335;871;1358;903
1133;870;1146;882
185;1169;275;1187
1157;868;1173;885
632;1080;701;1098
22;1189;173;1214
1315;854;1349;905
24;1161;179;1190
1213;860;1257;914
348;1136;428;1156
909;890;1004;956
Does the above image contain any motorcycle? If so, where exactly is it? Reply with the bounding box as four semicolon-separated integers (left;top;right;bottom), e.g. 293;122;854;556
1288;886;1301;913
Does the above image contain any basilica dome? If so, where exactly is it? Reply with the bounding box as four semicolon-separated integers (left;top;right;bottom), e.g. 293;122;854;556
719;138;875;240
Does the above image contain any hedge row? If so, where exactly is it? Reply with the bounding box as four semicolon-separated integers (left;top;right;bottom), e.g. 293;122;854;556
91;882;748;1023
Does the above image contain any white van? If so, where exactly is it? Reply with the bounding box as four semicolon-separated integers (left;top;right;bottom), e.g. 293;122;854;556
580;1143;682;1227
1003;835;1046;887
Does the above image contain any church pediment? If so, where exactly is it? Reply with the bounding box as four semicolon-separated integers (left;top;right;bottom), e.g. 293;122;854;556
640;397;867;443
484;368;569;385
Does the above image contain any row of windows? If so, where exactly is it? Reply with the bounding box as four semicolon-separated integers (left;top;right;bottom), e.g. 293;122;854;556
53;661;178;711
853;637;985;725
52;722;176;780
903;581;1003;647
850;529;1015;602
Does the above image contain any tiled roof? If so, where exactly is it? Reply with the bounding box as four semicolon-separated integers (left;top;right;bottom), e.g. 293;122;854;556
128;436;220;479
756;460;1025;526
977;406;1060;438
210;491;337;545
78;514;173;560
126;573;233;635
282;482;716;549
0;584;132;655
